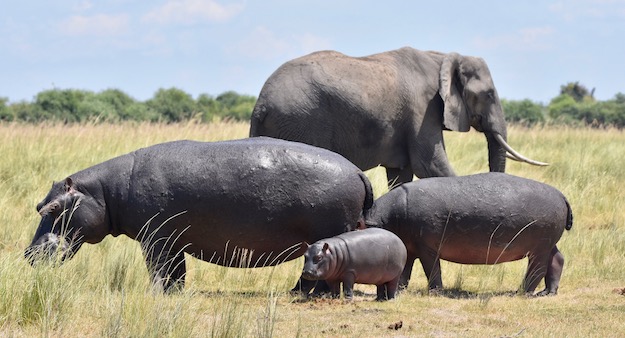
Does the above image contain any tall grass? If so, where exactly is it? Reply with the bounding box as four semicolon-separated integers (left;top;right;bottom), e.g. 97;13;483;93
1;121;623;336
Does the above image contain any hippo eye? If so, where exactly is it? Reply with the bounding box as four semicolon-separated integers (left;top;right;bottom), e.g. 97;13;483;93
313;255;323;264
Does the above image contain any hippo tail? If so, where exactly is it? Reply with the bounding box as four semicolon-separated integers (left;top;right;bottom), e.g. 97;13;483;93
564;196;573;231
359;172;374;212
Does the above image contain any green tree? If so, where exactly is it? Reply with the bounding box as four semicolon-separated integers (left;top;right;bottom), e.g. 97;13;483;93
196;93;221;121
547;94;579;123
0;97;12;121
76;93;117;122
147;88;197;122
502;99;545;125
34;89;92;122
214;91;256;121
560;82;594;102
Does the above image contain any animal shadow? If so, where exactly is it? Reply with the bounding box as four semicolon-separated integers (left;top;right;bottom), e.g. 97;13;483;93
412;288;519;299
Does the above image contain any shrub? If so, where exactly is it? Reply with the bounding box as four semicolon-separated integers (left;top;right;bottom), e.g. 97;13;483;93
502;99;545;126
146;88;197;122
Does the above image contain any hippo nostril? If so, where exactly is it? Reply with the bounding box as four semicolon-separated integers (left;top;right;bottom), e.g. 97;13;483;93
24;233;71;266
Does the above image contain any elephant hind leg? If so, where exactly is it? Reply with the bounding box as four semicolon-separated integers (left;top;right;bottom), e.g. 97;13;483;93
386;166;414;188
535;246;565;296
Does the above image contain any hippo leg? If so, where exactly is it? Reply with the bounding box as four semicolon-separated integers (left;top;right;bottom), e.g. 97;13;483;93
144;246;186;293
291;278;331;297
535;246;565;296
341;273;355;300
399;255;417;289
419;247;443;291
291;277;317;295
377;276;401;301
326;280;342;299
522;251;551;295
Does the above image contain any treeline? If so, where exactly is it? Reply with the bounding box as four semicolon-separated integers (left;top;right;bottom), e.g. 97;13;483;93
0;88;256;123
503;82;625;128
1;82;624;127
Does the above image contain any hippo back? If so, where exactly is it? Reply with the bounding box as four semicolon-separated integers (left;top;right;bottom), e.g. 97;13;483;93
112;137;371;267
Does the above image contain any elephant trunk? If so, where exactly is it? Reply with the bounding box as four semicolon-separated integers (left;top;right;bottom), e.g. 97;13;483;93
486;132;507;172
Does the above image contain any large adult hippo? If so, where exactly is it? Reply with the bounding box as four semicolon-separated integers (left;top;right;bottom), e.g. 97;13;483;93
365;173;573;296
25;137;373;292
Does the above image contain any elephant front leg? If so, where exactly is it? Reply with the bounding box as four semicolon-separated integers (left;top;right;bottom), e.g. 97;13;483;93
386;167;414;188
143;243;187;293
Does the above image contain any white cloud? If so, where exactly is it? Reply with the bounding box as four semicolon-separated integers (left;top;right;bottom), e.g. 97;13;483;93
549;0;625;20
58;14;130;36
230;26;331;60
472;26;555;51
73;1;94;12
142;0;244;25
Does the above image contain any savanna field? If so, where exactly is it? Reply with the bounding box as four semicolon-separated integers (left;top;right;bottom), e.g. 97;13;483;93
0;121;624;337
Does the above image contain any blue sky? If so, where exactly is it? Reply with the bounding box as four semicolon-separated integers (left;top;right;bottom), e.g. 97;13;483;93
2;0;624;104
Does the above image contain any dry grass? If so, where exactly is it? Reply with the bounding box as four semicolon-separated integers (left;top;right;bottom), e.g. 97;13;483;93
1;121;623;337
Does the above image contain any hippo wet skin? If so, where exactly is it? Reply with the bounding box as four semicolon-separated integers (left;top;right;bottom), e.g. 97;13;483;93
366;173;573;296
25;137;373;292
301;227;407;301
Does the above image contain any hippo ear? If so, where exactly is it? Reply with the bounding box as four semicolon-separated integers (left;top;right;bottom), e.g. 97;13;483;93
322;243;331;254
302;242;310;250
64;177;74;192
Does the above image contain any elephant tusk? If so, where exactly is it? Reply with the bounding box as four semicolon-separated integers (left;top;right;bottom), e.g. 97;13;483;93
506;153;523;162
494;134;549;166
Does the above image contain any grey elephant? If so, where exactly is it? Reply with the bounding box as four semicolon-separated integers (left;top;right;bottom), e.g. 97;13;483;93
250;47;546;186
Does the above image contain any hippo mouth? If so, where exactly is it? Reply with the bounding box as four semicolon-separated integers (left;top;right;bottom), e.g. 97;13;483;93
301;270;321;281
24;233;80;266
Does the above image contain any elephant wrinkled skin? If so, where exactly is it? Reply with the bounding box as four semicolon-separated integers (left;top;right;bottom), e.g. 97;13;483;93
250;47;546;186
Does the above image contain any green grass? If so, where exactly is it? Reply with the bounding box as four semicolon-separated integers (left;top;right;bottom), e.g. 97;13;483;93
1;121;624;337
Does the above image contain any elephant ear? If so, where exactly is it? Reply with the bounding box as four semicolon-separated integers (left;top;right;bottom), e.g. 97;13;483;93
439;53;470;132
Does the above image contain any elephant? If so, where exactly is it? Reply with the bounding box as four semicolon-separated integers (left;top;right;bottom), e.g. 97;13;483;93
249;47;546;186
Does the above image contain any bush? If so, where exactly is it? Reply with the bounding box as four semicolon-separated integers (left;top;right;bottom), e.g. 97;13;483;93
146;88;197;122
0;97;12;121
34;89;92;122
502;99;545;125
214;91;256;121
547;93;625;128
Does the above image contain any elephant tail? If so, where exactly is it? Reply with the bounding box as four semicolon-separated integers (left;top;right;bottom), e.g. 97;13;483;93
359;172;374;212
249;104;267;137
564;196;573;231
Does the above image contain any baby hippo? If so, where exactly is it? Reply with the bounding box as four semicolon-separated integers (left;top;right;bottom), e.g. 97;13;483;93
366;173;573;296
301;228;407;301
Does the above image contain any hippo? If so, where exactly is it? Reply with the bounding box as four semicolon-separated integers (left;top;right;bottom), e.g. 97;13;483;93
365;172;573;296
25;137;373;292
301;227;407;301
